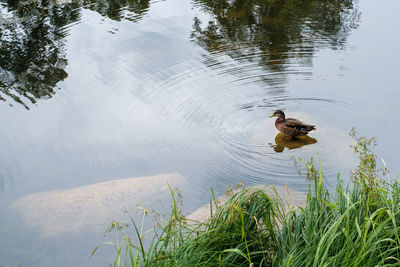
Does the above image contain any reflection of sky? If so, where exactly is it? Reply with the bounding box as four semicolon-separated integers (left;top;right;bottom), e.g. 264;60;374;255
1;0;400;266
294;0;400;171
0;0;203;194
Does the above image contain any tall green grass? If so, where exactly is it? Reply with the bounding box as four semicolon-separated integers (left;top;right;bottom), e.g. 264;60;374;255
94;132;400;266
277;132;400;266
93;185;286;266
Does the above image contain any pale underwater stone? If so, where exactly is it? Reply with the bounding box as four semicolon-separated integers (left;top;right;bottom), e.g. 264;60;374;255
11;173;185;237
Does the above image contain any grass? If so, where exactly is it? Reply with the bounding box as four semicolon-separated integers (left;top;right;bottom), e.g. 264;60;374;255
93;131;400;266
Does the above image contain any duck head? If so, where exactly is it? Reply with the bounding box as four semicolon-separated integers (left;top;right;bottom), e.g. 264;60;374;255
269;110;285;120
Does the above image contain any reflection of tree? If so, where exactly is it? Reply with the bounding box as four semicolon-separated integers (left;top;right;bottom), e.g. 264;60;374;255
0;0;75;108
82;0;150;22
0;0;150;108
191;0;360;85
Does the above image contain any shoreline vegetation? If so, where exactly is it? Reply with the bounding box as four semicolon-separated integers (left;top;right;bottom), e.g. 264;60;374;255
94;131;400;266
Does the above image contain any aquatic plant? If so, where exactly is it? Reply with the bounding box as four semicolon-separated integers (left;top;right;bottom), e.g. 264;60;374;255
93;132;400;266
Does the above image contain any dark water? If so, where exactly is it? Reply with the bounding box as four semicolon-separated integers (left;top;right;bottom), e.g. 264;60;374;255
1;0;400;265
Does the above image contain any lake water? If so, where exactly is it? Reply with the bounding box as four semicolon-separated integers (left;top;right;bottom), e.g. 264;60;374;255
1;0;400;265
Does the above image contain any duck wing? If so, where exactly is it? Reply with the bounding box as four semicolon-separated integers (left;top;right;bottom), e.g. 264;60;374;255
285;118;316;132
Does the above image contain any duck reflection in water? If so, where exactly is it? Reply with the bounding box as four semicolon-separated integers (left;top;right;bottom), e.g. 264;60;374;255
270;133;317;152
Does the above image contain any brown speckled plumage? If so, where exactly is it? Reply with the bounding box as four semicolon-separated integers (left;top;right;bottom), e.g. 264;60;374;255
270;110;316;138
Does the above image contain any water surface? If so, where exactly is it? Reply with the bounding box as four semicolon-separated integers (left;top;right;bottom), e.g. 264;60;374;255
1;0;400;265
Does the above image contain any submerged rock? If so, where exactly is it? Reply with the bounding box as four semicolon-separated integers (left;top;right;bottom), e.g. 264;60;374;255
11;173;185;237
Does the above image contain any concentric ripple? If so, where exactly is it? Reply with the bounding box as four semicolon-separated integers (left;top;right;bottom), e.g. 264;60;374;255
119;49;365;189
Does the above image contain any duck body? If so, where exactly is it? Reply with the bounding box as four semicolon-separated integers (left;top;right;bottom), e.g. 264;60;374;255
270;110;316;138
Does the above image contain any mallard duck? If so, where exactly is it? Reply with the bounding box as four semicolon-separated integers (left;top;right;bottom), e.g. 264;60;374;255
269;110;316;138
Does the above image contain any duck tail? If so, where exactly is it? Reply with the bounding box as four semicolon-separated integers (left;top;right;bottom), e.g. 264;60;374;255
303;125;316;132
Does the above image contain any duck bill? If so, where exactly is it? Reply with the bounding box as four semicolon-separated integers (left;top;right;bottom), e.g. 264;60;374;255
269;114;275;118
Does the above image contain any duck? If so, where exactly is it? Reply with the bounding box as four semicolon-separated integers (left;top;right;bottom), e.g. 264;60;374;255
269;110;316;138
